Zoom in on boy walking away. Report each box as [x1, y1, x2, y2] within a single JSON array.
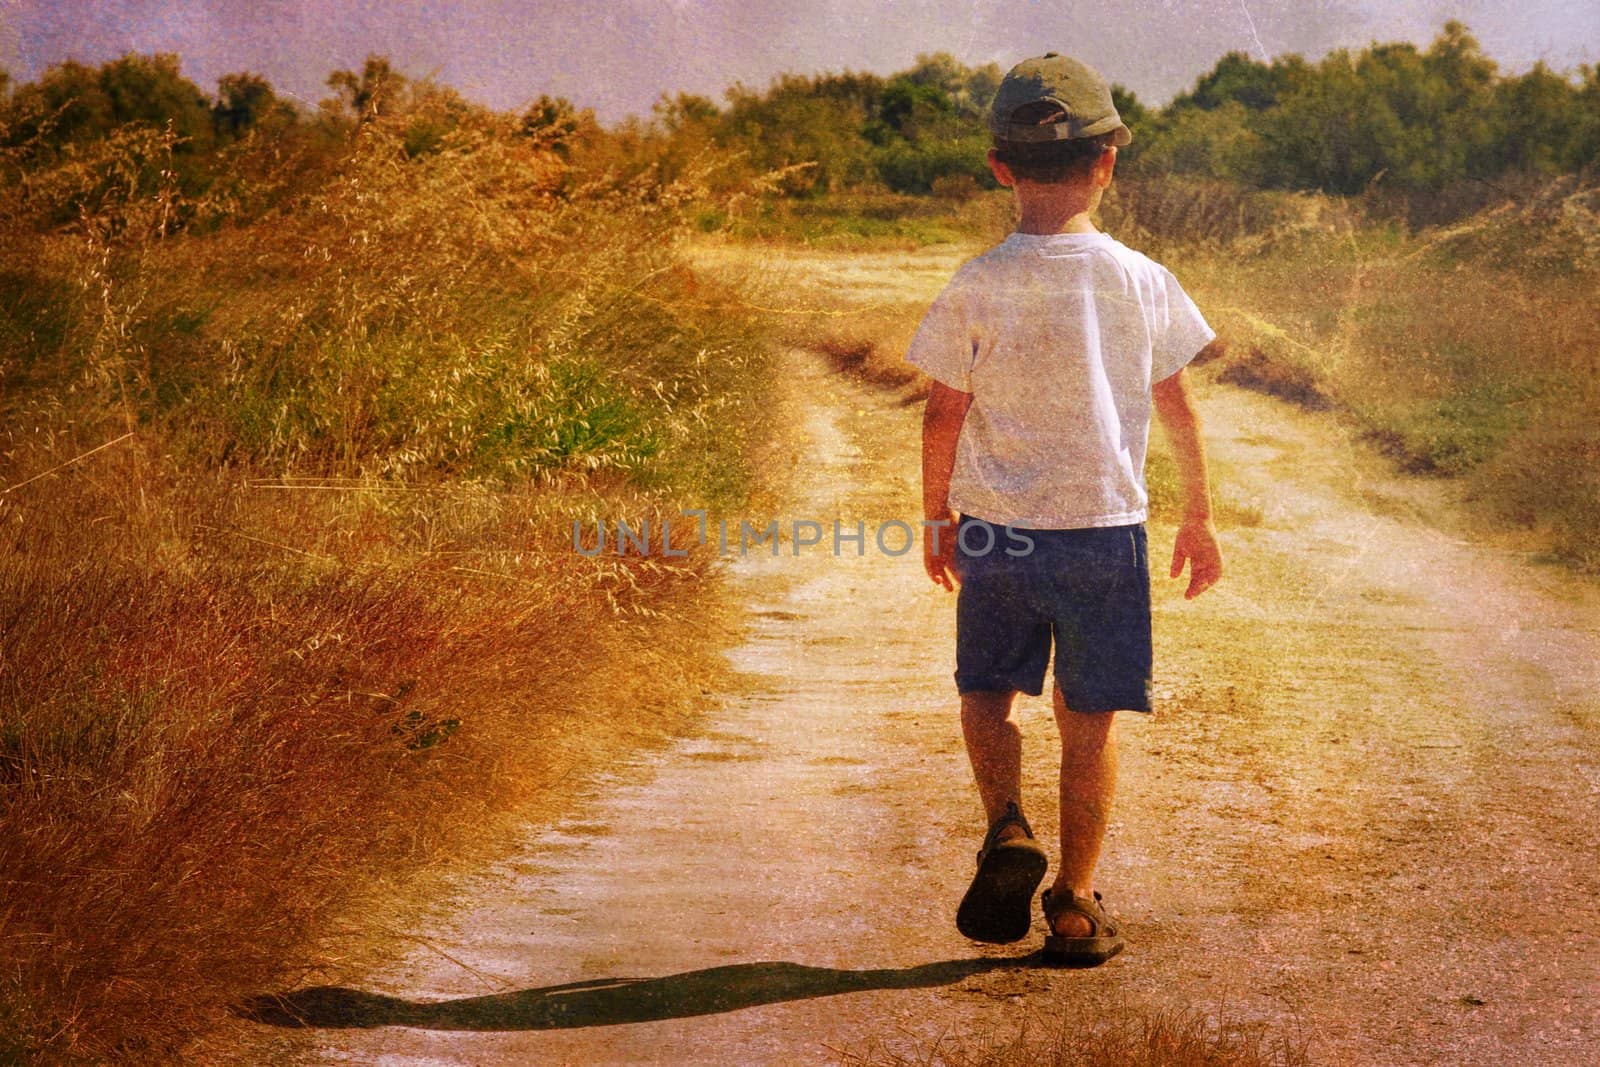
[[908, 54, 1223, 966]]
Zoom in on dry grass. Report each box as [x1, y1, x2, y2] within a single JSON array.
[[0, 113, 776, 1062], [1, 466, 734, 1062], [1169, 177, 1600, 569], [835, 1006, 1311, 1067]]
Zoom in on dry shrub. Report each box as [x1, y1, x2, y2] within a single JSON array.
[[796, 303, 928, 394], [835, 1005, 1310, 1067]]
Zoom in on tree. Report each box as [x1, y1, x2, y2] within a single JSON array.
[[326, 55, 407, 121], [1137, 100, 1262, 180], [213, 72, 296, 138], [4, 59, 114, 147], [1106, 85, 1152, 167], [1417, 22, 1499, 182], [3, 53, 213, 157], [396, 80, 479, 158], [719, 72, 884, 193], [905, 52, 993, 118], [98, 53, 213, 147], [1488, 63, 1579, 174], [519, 94, 583, 155], [867, 77, 954, 145], [963, 62, 1003, 118], [1568, 65, 1600, 169], [1252, 50, 1393, 193], [653, 92, 719, 135], [1173, 51, 1289, 112]]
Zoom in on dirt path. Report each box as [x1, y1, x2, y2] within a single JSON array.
[[242, 247, 1600, 1066]]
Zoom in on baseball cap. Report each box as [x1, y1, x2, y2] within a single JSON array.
[[988, 53, 1132, 147]]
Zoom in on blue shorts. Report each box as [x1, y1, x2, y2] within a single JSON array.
[[952, 516, 1152, 713]]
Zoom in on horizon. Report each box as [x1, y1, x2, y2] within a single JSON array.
[[2, 1, 1598, 125]]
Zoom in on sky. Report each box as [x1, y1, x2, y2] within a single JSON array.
[[2, 1, 1597, 122]]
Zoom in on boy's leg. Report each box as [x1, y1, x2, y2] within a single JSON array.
[[956, 686, 1048, 944], [1048, 684, 1118, 935], [960, 689, 1026, 839]]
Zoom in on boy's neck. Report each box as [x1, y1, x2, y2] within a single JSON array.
[[1012, 180, 1102, 236]]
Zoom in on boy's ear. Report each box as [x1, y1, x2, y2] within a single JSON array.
[[1093, 145, 1117, 188], [986, 148, 1016, 189]]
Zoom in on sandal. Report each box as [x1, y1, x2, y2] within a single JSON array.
[[955, 802, 1048, 944], [1041, 888, 1125, 966]]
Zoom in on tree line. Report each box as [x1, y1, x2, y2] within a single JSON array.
[[2, 20, 1594, 227], [1132, 22, 1598, 195]]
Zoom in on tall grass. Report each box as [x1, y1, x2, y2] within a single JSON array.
[[1139, 175, 1600, 570], [0, 111, 774, 1061]]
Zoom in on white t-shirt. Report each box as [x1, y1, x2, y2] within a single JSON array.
[[906, 230, 1214, 529]]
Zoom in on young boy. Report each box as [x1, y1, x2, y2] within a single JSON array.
[[907, 53, 1223, 966]]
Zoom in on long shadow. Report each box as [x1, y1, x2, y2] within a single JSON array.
[[238, 955, 1032, 1032]]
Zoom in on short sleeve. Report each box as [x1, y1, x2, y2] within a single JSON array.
[[905, 283, 975, 393], [1151, 268, 1216, 382]]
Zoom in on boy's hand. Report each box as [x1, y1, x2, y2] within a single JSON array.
[[1170, 517, 1222, 599], [923, 512, 959, 591]]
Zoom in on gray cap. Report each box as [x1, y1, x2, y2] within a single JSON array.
[[988, 53, 1132, 146]]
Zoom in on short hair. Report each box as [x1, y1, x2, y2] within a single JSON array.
[[992, 102, 1116, 183]]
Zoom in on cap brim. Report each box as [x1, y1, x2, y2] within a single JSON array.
[[991, 109, 1132, 146], [1078, 113, 1131, 146]]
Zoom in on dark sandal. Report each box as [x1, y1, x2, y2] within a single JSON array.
[[956, 802, 1048, 944], [1041, 888, 1125, 966]]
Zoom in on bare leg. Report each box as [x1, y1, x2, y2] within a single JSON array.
[[1048, 684, 1118, 935], [960, 690, 1025, 838]]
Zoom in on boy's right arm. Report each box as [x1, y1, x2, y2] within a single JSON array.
[[921, 380, 972, 591]]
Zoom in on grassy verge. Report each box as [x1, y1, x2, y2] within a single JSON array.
[[0, 118, 775, 1062], [1128, 177, 1600, 570]]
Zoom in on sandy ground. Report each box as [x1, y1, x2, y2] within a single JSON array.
[[233, 245, 1600, 1066]]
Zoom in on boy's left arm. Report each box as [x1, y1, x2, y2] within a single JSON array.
[[1152, 362, 1223, 599]]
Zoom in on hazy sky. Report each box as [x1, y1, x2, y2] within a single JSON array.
[[2, 1, 1597, 121]]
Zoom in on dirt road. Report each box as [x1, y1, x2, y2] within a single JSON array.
[[240, 246, 1600, 1065]]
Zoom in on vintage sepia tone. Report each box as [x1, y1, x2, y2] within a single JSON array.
[[1, 2, 1597, 1064]]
